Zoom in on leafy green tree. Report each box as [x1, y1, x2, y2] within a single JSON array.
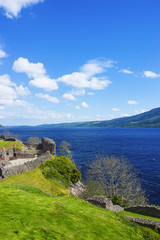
[[86, 154, 147, 207]]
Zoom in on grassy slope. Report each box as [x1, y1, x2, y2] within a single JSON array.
[[0, 170, 160, 239], [1, 168, 69, 196], [0, 184, 159, 240], [0, 140, 25, 150]]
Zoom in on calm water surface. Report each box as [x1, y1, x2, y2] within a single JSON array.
[[1, 127, 160, 205]]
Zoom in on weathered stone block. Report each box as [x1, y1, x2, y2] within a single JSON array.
[[42, 137, 56, 156], [87, 195, 124, 212]]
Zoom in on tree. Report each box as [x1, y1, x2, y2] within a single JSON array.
[[86, 154, 147, 207], [59, 141, 73, 160]]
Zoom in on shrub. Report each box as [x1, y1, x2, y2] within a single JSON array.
[[109, 194, 128, 208], [40, 155, 81, 187]]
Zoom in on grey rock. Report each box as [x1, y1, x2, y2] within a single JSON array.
[[125, 216, 160, 233], [87, 195, 124, 212], [70, 181, 84, 197], [125, 205, 160, 218], [42, 137, 56, 156]]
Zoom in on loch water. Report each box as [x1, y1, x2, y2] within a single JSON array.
[[1, 126, 160, 205]]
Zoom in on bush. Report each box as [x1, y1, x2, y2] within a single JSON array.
[[109, 194, 128, 208], [40, 155, 81, 187]]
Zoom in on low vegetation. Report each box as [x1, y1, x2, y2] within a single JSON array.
[[0, 181, 160, 239], [40, 155, 81, 187], [1, 168, 69, 196], [0, 140, 24, 150]]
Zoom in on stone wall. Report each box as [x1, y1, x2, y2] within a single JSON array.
[[0, 152, 51, 179], [125, 216, 160, 233], [87, 196, 124, 212], [125, 206, 160, 218]]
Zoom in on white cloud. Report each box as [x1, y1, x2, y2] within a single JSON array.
[[75, 105, 80, 110], [88, 92, 94, 95], [128, 100, 138, 105], [81, 101, 89, 108], [143, 71, 160, 78], [63, 93, 76, 101], [72, 89, 85, 96], [16, 85, 30, 96], [36, 93, 59, 103], [134, 109, 147, 115], [119, 69, 133, 74], [13, 57, 46, 78], [0, 0, 44, 18], [121, 113, 130, 117], [0, 85, 17, 106], [58, 59, 112, 90], [0, 48, 8, 59], [0, 74, 16, 86], [112, 108, 120, 112], [13, 57, 58, 91], [29, 77, 58, 91], [80, 59, 114, 76]]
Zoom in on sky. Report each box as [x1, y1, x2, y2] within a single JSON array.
[[0, 0, 160, 126]]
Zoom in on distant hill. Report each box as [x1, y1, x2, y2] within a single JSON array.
[[38, 107, 160, 128]]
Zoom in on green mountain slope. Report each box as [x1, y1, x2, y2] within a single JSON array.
[[37, 107, 160, 128]]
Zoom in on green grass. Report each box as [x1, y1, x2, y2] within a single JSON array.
[[0, 140, 24, 150], [0, 184, 160, 240], [0, 169, 160, 239], [121, 210, 160, 222], [0, 168, 69, 196]]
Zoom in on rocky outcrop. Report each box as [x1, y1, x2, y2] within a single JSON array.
[[125, 216, 160, 233], [42, 137, 56, 156], [87, 195, 124, 212], [125, 206, 160, 218], [70, 181, 84, 197]]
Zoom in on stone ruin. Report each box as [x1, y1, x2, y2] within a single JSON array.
[[0, 136, 56, 179], [87, 195, 124, 212]]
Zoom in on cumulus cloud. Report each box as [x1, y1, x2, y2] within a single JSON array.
[[29, 77, 58, 91], [13, 57, 58, 91], [36, 93, 60, 103], [81, 101, 89, 108], [112, 108, 120, 112], [119, 69, 133, 74], [63, 93, 76, 101], [0, 0, 44, 18], [16, 85, 30, 96], [0, 74, 31, 108], [128, 100, 138, 105], [13, 57, 46, 78], [143, 71, 160, 78], [58, 59, 113, 90], [0, 74, 15, 86], [0, 85, 17, 106]]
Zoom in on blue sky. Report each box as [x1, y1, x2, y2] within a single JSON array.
[[0, 0, 160, 126]]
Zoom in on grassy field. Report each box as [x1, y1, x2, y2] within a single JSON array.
[[0, 140, 24, 150], [0, 169, 160, 239], [1, 168, 69, 196]]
